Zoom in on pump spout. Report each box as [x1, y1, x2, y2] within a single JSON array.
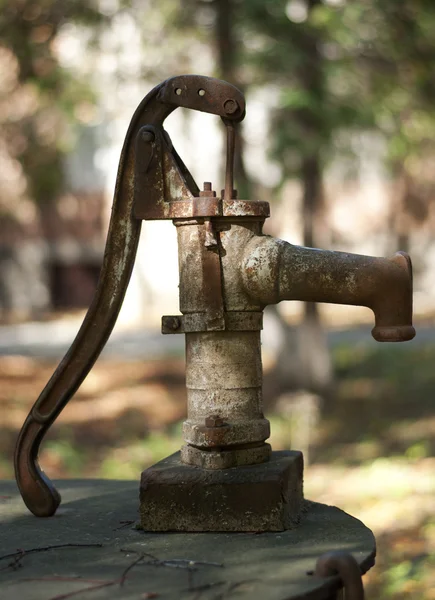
[[241, 236, 415, 342]]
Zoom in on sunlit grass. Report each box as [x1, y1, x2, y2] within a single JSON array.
[[99, 425, 183, 479]]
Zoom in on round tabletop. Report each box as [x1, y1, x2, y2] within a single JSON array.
[[0, 479, 375, 600]]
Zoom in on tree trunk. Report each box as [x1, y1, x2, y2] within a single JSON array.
[[298, 0, 333, 396], [300, 155, 333, 395]]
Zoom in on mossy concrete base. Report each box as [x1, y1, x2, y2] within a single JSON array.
[[139, 450, 304, 532]]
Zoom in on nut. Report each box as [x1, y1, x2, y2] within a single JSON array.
[[199, 182, 217, 198], [205, 414, 226, 428]]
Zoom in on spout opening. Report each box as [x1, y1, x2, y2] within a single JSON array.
[[371, 325, 416, 343]]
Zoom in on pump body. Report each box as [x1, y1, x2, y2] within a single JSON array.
[[162, 209, 413, 478]]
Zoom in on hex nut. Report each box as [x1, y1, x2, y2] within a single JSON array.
[[205, 415, 225, 428]]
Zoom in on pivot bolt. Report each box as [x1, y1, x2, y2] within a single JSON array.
[[141, 130, 155, 143], [205, 414, 226, 428], [223, 99, 239, 115]]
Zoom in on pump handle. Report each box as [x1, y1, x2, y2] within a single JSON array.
[[14, 75, 245, 517]]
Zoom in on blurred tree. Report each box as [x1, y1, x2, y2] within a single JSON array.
[[235, 0, 342, 396], [226, 0, 435, 395], [0, 1, 106, 228], [0, 1, 115, 317], [345, 0, 435, 256], [309, 0, 435, 257]]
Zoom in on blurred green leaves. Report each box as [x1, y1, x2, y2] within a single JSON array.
[[0, 0, 108, 211]]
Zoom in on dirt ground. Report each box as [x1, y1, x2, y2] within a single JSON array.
[[1, 337, 435, 599]]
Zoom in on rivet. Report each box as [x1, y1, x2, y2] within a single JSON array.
[[141, 130, 155, 143], [223, 98, 238, 115]]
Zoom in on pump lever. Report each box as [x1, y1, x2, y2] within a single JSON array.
[[157, 75, 245, 122], [14, 75, 246, 517]]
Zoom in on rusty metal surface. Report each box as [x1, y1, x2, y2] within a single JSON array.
[[241, 236, 416, 342], [161, 312, 263, 334], [134, 128, 271, 221], [134, 76, 246, 221], [176, 219, 225, 331], [191, 419, 271, 449], [218, 222, 265, 312], [134, 128, 196, 220], [315, 551, 365, 600], [156, 74, 245, 122], [222, 199, 270, 217], [180, 442, 271, 470], [223, 121, 236, 200], [182, 329, 270, 460], [204, 414, 226, 427], [182, 319, 270, 464]]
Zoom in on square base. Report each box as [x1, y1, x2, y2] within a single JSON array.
[[139, 450, 304, 532]]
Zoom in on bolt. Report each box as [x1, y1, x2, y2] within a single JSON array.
[[141, 130, 155, 143], [223, 99, 239, 115], [199, 182, 216, 198], [205, 414, 226, 428], [165, 316, 180, 331]]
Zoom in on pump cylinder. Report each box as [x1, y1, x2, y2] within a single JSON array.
[[183, 330, 270, 449]]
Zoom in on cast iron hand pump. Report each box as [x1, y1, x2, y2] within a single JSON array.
[[14, 75, 415, 520]]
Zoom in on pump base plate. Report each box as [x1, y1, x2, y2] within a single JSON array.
[[139, 450, 303, 532]]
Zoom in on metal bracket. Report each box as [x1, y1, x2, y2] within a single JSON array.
[[162, 311, 263, 334], [315, 551, 365, 600], [133, 125, 270, 221]]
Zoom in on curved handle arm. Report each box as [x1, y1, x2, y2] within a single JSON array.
[[15, 75, 245, 517]]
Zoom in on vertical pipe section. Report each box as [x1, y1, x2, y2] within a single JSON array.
[[176, 219, 270, 453], [183, 330, 270, 448]]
